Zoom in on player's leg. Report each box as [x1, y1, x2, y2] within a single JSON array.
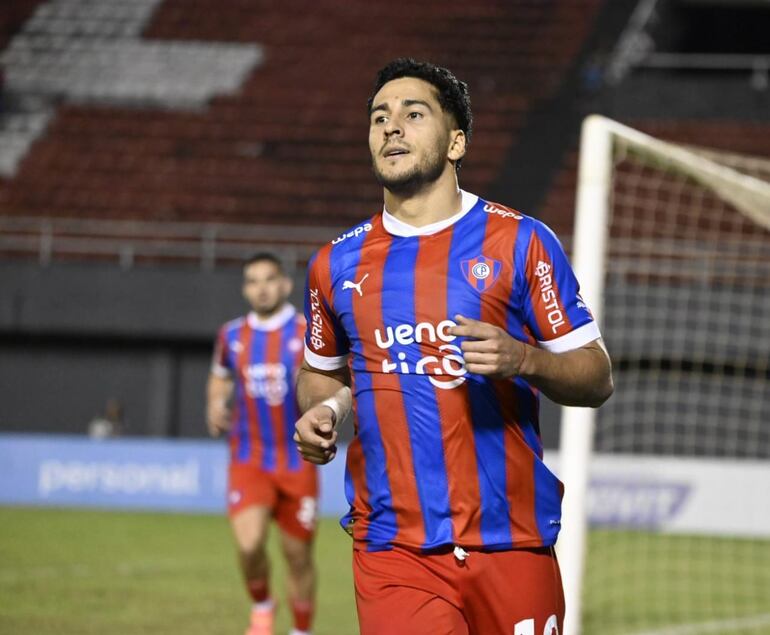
[[460, 546, 564, 635], [278, 529, 315, 635], [231, 505, 274, 598], [228, 463, 278, 635], [353, 548, 470, 635], [273, 464, 318, 635]]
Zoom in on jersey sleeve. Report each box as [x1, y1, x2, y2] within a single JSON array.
[[211, 326, 233, 377], [520, 220, 601, 353], [304, 248, 349, 370]]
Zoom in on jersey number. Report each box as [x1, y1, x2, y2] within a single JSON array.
[[296, 496, 317, 531], [515, 615, 559, 635]]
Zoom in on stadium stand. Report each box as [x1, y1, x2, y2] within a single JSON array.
[[0, 0, 603, 238]]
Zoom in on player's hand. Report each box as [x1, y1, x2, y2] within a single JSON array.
[[206, 401, 231, 437], [449, 314, 528, 379], [294, 404, 338, 465]]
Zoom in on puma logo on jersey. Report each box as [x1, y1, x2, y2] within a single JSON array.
[[342, 273, 369, 296]]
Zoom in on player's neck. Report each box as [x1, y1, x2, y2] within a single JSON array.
[[383, 172, 462, 228], [252, 302, 289, 322]]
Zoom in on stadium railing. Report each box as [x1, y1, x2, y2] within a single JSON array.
[[0, 215, 343, 271]]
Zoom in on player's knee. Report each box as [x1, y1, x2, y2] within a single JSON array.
[[238, 533, 269, 562], [283, 545, 313, 575]]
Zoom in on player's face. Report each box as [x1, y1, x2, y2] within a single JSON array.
[[242, 260, 291, 316], [369, 77, 463, 194]]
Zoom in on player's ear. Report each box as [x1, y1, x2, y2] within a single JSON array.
[[447, 129, 466, 163]]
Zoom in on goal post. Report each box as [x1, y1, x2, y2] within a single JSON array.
[[557, 115, 770, 635], [557, 115, 614, 635]]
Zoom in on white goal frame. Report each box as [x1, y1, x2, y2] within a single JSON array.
[[556, 115, 770, 635]]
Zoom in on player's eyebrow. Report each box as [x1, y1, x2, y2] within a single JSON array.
[[370, 98, 434, 115], [402, 99, 433, 111], [370, 102, 390, 116]]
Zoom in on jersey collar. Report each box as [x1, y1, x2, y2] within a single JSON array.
[[247, 304, 295, 331], [382, 190, 479, 237]]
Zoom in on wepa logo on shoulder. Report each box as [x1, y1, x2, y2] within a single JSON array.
[[483, 203, 523, 220], [332, 222, 373, 245]]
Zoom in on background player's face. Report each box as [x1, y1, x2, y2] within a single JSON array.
[[242, 260, 291, 317], [369, 77, 461, 194]]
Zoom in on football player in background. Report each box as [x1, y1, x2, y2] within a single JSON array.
[[208, 253, 316, 635]]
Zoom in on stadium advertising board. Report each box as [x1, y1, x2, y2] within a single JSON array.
[[546, 452, 770, 538], [1, 435, 767, 537], [0, 434, 349, 516]]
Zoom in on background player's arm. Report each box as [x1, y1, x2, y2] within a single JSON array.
[[294, 361, 351, 465], [452, 315, 613, 408], [206, 373, 234, 437]]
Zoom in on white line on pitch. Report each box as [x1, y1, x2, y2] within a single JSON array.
[[628, 613, 770, 635]]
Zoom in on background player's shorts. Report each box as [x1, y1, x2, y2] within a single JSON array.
[[353, 545, 564, 635], [227, 462, 318, 542]]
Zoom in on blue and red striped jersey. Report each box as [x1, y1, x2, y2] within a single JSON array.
[[304, 191, 601, 552], [212, 304, 306, 472]]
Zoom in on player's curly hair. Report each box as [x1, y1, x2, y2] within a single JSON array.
[[367, 58, 473, 169]]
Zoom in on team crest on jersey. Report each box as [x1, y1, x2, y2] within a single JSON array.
[[460, 256, 501, 292]]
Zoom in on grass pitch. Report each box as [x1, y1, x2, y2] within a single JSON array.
[[2, 508, 769, 635], [0, 507, 357, 635], [583, 529, 770, 635]]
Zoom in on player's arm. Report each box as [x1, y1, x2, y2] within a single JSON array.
[[206, 372, 234, 437], [451, 315, 613, 407], [294, 362, 351, 465], [298, 245, 352, 463]]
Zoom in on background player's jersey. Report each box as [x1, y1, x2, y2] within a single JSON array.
[[212, 304, 306, 472], [304, 191, 601, 553]]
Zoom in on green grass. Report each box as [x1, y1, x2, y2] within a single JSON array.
[[582, 530, 770, 635], [2, 508, 769, 635], [0, 507, 358, 635]]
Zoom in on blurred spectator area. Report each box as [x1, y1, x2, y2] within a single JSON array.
[[0, 0, 602, 235]]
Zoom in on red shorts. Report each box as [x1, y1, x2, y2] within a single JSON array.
[[227, 462, 318, 542], [353, 545, 564, 635]]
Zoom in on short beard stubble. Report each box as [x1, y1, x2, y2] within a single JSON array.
[[372, 144, 447, 197]]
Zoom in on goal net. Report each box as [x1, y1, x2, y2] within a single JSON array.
[[557, 116, 770, 635]]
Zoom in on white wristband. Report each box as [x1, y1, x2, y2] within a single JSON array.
[[319, 387, 352, 426]]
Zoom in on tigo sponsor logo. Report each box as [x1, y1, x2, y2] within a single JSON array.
[[374, 320, 466, 390]]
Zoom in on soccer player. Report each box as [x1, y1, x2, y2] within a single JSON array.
[[293, 58, 614, 635], [208, 253, 317, 635]]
